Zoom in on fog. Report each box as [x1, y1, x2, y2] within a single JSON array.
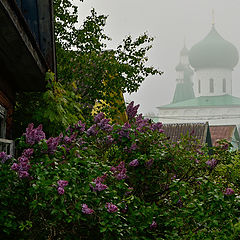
[[74, 0, 240, 115]]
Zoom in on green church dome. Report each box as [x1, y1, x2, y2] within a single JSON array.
[[189, 25, 239, 70]]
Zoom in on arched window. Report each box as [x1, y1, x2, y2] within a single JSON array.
[[209, 79, 214, 93], [223, 78, 226, 93], [198, 80, 201, 94]]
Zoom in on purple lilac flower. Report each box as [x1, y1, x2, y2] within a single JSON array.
[[94, 112, 105, 123], [75, 120, 85, 132], [86, 124, 98, 136], [0, 152, 11, 163], [111, 161, 128, 180], [136, 116, 150, 132], [118, 123, 131, 139], [25, 123, 46, 145], [151, 122, 164, 133], [11, 163, 19, 171], [22, 148, 34, 158], [57, 187, 65, 195], [47, 134, 62, 154], [64, 132, 77, 144], [130, 143, 137, 151], [19, 171, 30, 178], [11, 151, 32, 178], [90, 175, 108, 192], [105, 202, 118, 213], [150, 221, 157, 230], [82, 204, 94, 214], [97, 119, 113, 132], [57, 180, 69, 187], [66, 125, 74, 134], [224, 188, 234, 195], [145, 159, 154, 168], [115, 168, 127, 180], [126, 101, 140, 119], [206, 159, 218, 168], [129, 159, 139, 167]]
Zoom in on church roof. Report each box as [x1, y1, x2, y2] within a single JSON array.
[[172, 81, 195, 103], [162, 122, 212, 147], [158, 94, 240, 109], [189, 25, 239, 69], [209, 125, 239, 147]]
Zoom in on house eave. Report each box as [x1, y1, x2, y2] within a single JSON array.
[[0, 0, 48, 92]]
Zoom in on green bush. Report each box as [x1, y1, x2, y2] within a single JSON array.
[[1, 103, 240, 239]]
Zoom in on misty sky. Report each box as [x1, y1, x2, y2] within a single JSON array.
[[73, 0, 240, 115]]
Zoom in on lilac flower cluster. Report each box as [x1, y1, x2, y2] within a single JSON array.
[[57, 180, 68, 195], [46, 133, 63, 154], [145, 159, 154, 169], [135, 114, 164, 133], [151, 122, 164, 133], [86, 124, 98, 136], [90, 174, 108, 192], [129, 159, 139, 167], [223, 187, 234, 196], [126, 101, 140, 120], [64, 132, 77, 144], [150, 221, 157, 230], [97, 118, 113, 132], [66, 120, 85, 134], [105, 202, 118, 213], [25, 123, 46, 145], [110, 161, 127, 180], [82, 204, 94, 214], [94, 112, 105, 123], [206, 159, 218, 168], [11, 148, 34, 178], [0, 151, 11, 163], [117, 123, 131, 139], [136, 114, 151, 132]]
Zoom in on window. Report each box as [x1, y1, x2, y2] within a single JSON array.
[[0, 105, 6, 138], [223, 78, 226, 93], [209, 78, 214, 93], [198, 80, 201, 94]]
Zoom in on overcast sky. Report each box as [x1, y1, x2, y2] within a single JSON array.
[[73, 0, 240, 115]]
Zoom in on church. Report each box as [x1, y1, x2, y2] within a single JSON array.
[[156, 23, 240, 127]]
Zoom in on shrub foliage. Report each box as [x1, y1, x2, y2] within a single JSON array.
[[1, 102, 240, 239]]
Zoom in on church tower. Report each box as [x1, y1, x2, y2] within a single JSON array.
[[189, 24, 239, 97], [172, 44, 195, 103]]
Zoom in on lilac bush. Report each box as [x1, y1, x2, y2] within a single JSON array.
[[1, 101, 240, 239]]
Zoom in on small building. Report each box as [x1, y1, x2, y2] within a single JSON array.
[[0, 0, 55, 153], [209, 125, 240, 150]]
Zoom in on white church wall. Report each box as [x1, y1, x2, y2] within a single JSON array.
[[157, 106, 240, 126], [194, 68, 232, 97]]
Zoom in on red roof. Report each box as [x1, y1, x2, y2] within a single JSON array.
[[209, 125, 236, 146]]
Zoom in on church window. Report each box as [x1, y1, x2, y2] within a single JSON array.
[[209, 79, 214, 93], [198, 80, 201, 94], [223, 78, 226, 93]]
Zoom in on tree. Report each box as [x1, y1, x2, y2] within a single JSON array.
[[14, 0, 162, 137]]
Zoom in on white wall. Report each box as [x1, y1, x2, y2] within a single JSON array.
[[194, 68, 232, 97], [157, 106, 240, 126]]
